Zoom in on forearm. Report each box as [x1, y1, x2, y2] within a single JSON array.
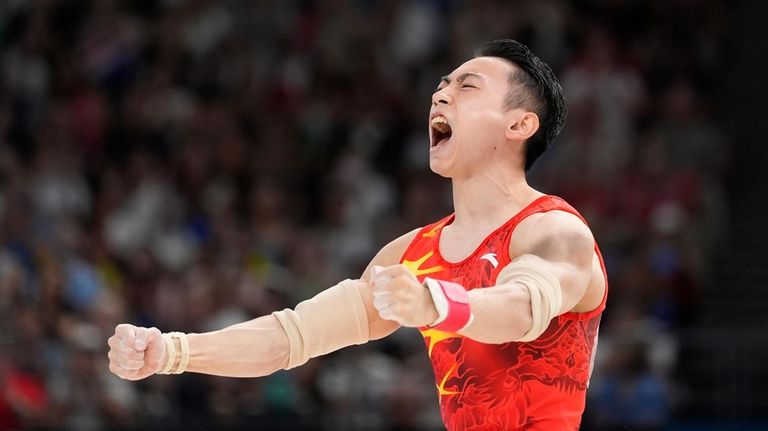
[[180, 279, 371, 377], [457, 255, 564, 344], [459, 283, 533, 344], [185, 315, 289, 378]]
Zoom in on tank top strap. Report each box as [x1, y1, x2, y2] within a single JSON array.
[[401, 214, 453, 263], [514, 195, 587, 225]]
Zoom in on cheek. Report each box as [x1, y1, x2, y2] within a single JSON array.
[[458, 108, 506, 141]]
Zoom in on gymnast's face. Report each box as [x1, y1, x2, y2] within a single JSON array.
[[429, 57, 521, 179], [428, 56, 530, 179]]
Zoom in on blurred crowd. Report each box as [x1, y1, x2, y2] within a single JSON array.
[[0, 0, 731, 430]]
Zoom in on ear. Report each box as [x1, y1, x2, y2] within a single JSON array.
[[505, 111, 540, 141]]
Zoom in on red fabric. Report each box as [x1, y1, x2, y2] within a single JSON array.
[[401, 195, 608, 430], [428, 279, 471, 333]]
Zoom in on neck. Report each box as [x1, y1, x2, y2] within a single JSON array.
[[450, 167, 540, 231]]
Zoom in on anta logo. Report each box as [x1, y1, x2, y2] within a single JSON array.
[[480, 253, 499, 268]]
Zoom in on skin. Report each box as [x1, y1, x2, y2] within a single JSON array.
[[107, 56, 606, 380], [365, 57, 604, 343]]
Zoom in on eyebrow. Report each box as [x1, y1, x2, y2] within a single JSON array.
[[439, 72, 483, 87]]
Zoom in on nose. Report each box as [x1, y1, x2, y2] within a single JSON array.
[[432, 88, 452, 106]]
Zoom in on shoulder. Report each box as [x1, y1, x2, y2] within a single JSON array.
[[382, 227, 422, 258], [361, 227, 421, 280], [510, 210, 594, 262]]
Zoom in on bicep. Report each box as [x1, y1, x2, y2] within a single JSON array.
[[511, 212, 595, 314]]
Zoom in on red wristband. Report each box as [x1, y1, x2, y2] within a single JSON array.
[[424, 278, 472, 333]]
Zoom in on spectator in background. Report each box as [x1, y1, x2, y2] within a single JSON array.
[[0, 1, 731, 429], [586, 337, 671, 430]]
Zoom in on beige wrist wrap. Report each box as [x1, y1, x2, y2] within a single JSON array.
[[157, 332, 190, 375], [271, 279, 370, 369], [497, 255, 563, 342]]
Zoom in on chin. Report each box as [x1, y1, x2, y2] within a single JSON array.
[[428, 159, 453, 178]]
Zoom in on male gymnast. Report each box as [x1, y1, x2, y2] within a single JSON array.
[[108, 39, 608, 430]]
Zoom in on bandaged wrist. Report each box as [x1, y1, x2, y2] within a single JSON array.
[[423, 278, 473, 333], [271, 279, 370, 370], [497, 255, 563, 342], [157, 332, 190, 375]]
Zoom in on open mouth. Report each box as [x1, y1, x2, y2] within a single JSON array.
[[430, 115, 453, 148]]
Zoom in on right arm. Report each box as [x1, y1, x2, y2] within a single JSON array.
[[107, 228, 418, 380], [359, 228, 420, 340]]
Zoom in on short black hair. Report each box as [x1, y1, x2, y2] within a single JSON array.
[[474, 39, 567, 171]]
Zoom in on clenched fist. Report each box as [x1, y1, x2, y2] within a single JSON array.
[[370, 264, 438, 327], [107, 324, 165, 380]]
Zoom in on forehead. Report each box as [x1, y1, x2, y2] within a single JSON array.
[[446, 56, 517, 83]]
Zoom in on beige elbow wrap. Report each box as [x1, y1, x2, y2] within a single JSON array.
[[497, 255, 563, 342], [271, 279, 370, 369]]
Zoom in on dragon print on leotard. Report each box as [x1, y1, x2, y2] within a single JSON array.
[[401, 195, 607, 430]]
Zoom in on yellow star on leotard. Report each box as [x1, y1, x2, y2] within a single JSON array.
[[421, 328, 458, 357], [402, 251, 445, 277], [422, 222, 444, 238], [436, 363, 460, 400]]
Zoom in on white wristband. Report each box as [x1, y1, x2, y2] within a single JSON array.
[[424, 278, 449, 326], [422, 278, 473, 332]]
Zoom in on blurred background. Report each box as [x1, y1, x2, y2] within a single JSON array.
[[0, 0, 766, 430]]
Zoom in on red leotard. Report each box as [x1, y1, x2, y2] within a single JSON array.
[[400, 195, 608, 430]]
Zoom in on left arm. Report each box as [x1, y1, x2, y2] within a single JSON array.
[[369, 211, 595, 344], [460, 211, 594, 343]]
